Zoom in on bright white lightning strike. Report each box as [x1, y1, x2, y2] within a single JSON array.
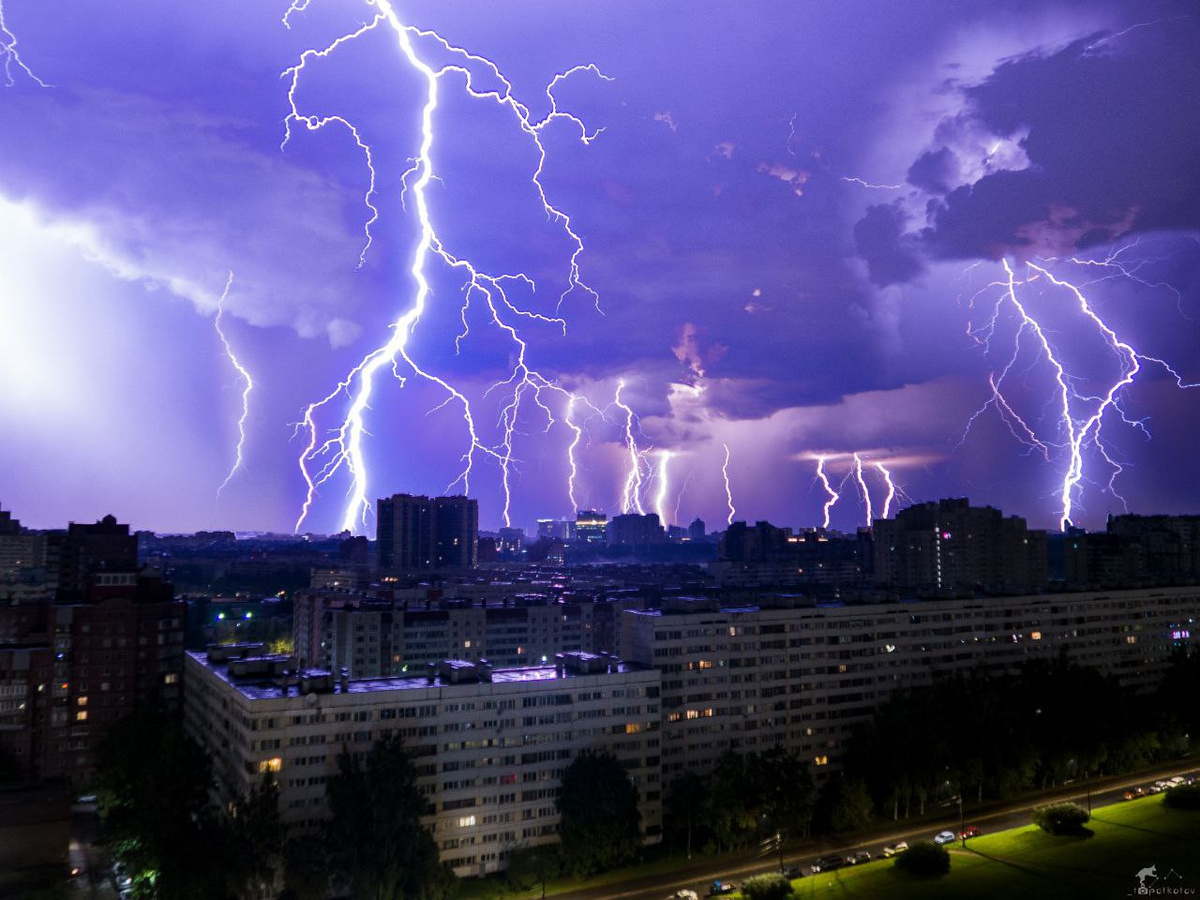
[[285, 2, 612, 534], [614, 381, 648, 515], [874, 461, 896, 520], [962, 254, 1198, 530], [852, 452, 873, 526], [721, 443, 736, 526], [815, 456, 839, 529], [0, 0, 48, 87], [213, 273, 254, 496], [653, 450, 673, 526]]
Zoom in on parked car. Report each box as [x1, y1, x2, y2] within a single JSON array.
[[1169, 776, 1185, 786], [882, 841, 909, 857], [675, 891, 699, 900], [958, 825, 982, 840], [708, 881, 737, 896], [1124, 786, 1146, 800], [933, 830, 956, 845], [811, 854, 848, 873], [783, 865, 805, 879], [846, 850, 872, 865]]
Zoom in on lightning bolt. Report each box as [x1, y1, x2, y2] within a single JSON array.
[[814, 456, 839, 529], [962, 256, 1198, 529], [721, 443, 736, 526], [653, 450, 673, 527], [874, 461, 896, 520], [840, 176, 903, 190], [285, 2, 611, 534], [613, 380, 648, 515], [213, 272, 254, 497], [852, 452, 874, 526], [0, 0, 48, 87]]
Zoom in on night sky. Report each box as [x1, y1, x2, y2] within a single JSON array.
[[2, 0, 1198, 537]]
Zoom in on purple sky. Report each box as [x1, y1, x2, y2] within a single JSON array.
[[1, 0, 1198, 537]]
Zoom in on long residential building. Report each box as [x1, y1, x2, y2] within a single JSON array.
[[184, 647, 662, 879], [621, 586, 1197, 785]]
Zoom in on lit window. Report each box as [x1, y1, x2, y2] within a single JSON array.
[[1030, 631, 1042, 641], [77, 696, 88, 707], [164, 673, 179, 684], [457, 815, 476, 828], [625, 723, 642, 734], [258, 757, 283, 774], [814, 755, 828, 766], [75, 711, 88, 722]]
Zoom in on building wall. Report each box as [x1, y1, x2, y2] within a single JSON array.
[[621, 586, 1197, 785], [184, 653, 662, 878]]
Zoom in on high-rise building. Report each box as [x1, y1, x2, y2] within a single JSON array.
[[574, 510, 607, 544], [608, 513, 665, 546], [687, 517, 706, 542], [873, 498, 1046, 591], [377, 494, 478, 572], [536, 519, 574, 541]]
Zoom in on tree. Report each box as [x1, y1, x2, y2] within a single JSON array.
[[1163, 784, 1200, 810], [280, 834, 330, 900], [741, 872, 794, 900], [1031, 802, 1091, 835], [828, 777, 873, 833], [228, 773, 285, 900], [557, 751, 642, 876], [893, 842, 950, 877], [94, 709, 233, 900], [663, 770, 710, 858], [326, 735, 450, 900], [505, 844, 560, 898]]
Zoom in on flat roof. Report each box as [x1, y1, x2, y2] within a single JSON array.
[[186, 651, 651, 701]]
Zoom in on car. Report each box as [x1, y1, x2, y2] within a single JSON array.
[[933, 830, 956, 845], [1149, 782, 1166, 793], [811, 854, 848, 874], [708, 882, 737, 896], [674, 890, 699, 900], [958, 825, 982, 840], [1169, 776, 1185, 786], [882, 841, 909, 857], [783, 865, 805, 879], [846, 850, 871, 865]]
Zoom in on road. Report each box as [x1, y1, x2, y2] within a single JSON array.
[[558, 762, 1199, 900]]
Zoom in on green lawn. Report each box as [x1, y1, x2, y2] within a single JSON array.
[[777, 796, 1200, 899]]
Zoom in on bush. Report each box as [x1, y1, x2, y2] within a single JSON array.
[[1032, 801, 1091, 835], [1163, 784, 1200, 809], [741, 872, 794, 900], [893, 841, 950, 877]]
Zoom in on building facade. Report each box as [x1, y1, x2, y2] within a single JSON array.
[[621, 586, 1197, 786], [377, 495, 479, 572], [184, 648, 662, 878]]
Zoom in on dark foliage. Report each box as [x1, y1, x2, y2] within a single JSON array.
[[281, 833, 331, 900], [1163, 784, 1200, 810], [326, 734, 454, 900], [694, 747, 815, 853], [741, 872, 795, 899], [1031, 801, 1091, 835], [893, 841, 950, 877], [505, 844, 561, 894], [94, 709, 233, 900], [557, 750, 642, 876]]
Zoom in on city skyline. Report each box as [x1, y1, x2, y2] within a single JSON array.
[[2, 0, 1198, 537]]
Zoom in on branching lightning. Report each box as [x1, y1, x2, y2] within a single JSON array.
[[813, 453, 907, 529], [213, 272, 254, 497], [961, 253, 1198, 529], [721, 443, 736, 525], [613, 380, 649, 515], [0, 0, 48, 87], [285, 1, 614, 534]]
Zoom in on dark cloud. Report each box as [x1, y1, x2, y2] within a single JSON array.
[[853, 202, 924, 286], [906, 147, 956, 195]]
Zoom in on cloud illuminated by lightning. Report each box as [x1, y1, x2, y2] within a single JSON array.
[[0, 1, 49, 87], [721, 443, 736, 525], [284, 1, 613, 534], [960, 254, 1198, 529], [213, 272, 254, 497]]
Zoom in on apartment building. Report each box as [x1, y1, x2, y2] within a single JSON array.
[[184, 648, 662, 878], [621, 586, 1197, 785]]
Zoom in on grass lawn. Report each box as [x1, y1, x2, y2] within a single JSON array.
[[777, 796, 1200, 899]]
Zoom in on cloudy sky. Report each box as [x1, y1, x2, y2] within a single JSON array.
[[1, 0, 1197, 536]]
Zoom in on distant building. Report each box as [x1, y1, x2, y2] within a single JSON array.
[[376, 494, 478, 572], [687, 517, 706, 542], [1108, 514, 1200, 582], [608, 513, 665, 547], [496, 528, 524, 553], [574, 510, 607, 544], [57, 514, 140, 594], [536, 519, 575, 541], [873, 498, 1046, 591]]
